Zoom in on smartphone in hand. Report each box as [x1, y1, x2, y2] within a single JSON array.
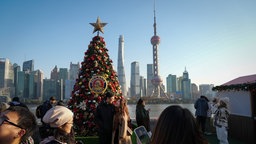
[[134, 126, 151, 144]]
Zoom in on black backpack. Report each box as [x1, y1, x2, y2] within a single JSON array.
[[36, 101, 51, 118], [36, 105, 43, 118]]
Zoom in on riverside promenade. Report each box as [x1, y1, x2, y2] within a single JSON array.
[[34, 118, 246, 144], [74, 118, 244, 144], [144, 118, 245, 144]]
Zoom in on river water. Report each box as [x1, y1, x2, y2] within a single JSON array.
[[29, 103, 195, 120], [127, 103, 195, 119]]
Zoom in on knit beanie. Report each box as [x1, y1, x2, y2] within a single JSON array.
[[43, 106, 73, 128]]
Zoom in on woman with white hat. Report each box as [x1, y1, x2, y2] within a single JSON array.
[[214, 97, 230, 144], [40, 106, 74, 144]]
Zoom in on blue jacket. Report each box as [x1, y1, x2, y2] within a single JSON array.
[[194, 98, 209, 117]]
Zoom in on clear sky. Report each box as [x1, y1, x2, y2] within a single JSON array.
[[1, 0, 255, 86]]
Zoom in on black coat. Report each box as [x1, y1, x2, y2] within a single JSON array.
[[136, 105, 150, 131], [95, 101, 115, 144]]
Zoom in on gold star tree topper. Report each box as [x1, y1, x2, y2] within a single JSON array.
[[90, 17, 107, 35]]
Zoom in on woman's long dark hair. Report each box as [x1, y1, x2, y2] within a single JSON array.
[[136, 98, 143, 106], [151, 105, 208, 144]]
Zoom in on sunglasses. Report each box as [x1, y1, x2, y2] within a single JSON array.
[[0, 116, 24, 129]]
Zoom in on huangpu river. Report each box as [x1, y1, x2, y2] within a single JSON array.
[[127, 103, 195, 119], [29, 103, 195, 121]]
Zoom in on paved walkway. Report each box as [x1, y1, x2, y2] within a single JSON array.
[[204, 134, 245, 144], [75, 134, 246, 144]]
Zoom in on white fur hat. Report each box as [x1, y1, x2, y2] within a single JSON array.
[[43, 106, 73, 128], [220, 97, 229, 105]]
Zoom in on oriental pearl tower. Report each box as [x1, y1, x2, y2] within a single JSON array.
[[150, 3, 162, 98]]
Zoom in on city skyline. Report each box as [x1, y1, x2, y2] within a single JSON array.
[[1, 0, 256, 86]]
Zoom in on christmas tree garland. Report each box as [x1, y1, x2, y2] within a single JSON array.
[[212, 82, 256, 91]]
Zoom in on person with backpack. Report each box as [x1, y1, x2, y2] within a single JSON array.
[[36, 96, 57, 139], [36, 97, 57, 120]]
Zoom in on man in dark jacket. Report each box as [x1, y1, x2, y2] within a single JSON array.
[[194, 95, 209, 133], [95, 92, 115, 144]]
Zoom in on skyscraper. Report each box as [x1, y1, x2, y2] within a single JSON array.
[[117, 35, 127, 97], [17, 71, 29, 99], [59, 68, 68, 99], [17, 69, 44, 100], [0, 58, 14, 88], [17, 71, 25, 98], [59, 68, 68, 81], [176, 76, 183, 92], [181, 68, 191, 100], [0, 58, 14, 98], [130, 61, 140, 98], [43, 79, 57, 101], [166, 74, 177, 96], [36, 70, 44, 101], [67, 62, 79, 100], [150, 3, 163, 98], [146, 64, 154, 96], [28, 70, 43, 99], [23, 60, 34, 72], [140, 76, 147, 97], [28, 71, 36, 99], [50, 65, 58, 80], [69, 62, 80, 80], [13, 64, 21, 97]]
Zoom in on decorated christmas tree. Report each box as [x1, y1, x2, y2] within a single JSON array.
[[68, 17, 122, 136]]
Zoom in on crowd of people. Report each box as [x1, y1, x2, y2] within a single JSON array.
[[95, 94, 230, 144], [0, 96, 74, 144], [194, 95, 230, 144], [0, 93, 230, 144]]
